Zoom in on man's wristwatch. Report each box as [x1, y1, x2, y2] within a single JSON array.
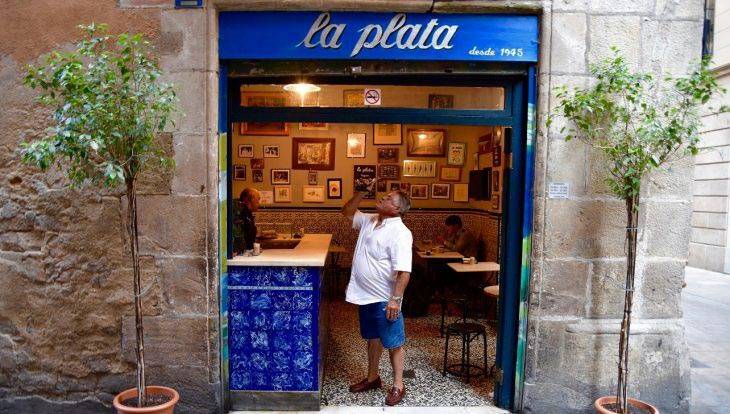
[[390, 296, 404, 307]]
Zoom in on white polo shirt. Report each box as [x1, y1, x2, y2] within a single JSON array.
[[345, 210, 413, 305]]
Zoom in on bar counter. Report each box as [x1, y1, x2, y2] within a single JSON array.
[[227, 234, 333, 411]]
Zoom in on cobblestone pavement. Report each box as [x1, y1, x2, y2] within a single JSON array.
[[684, 267, 730, 414]]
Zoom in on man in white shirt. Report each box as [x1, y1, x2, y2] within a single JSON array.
[[342, 183, 413, 406]]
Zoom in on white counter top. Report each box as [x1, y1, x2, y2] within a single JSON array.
[[227, 234, 333, 267]]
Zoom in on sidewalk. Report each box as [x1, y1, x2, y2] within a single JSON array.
[[232, 407, 508, 414], [683, 267, 730, 414]]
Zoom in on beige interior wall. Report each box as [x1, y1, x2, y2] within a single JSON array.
[[231, 85, 506, 211]]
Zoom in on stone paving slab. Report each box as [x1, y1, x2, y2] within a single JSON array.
[[232, 406, 508, 414], [683, 267, 730, 414]]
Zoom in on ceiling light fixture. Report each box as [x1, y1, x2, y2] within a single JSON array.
[[283, 82, 321, 106]]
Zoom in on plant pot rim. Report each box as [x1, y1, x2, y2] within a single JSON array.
[[113, 385, 179, 413], [595, 396, 659, 414]]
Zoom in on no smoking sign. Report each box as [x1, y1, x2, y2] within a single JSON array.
[[363, 88, 382, 106]]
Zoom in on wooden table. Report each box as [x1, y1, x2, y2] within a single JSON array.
[[447, 262, 500, 273], [416, 250, 464, 260]]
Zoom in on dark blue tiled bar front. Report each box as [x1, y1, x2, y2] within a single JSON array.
[[228, 266, 321, 392]]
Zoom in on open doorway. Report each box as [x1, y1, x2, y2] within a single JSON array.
[[223, 73, 525, 410]]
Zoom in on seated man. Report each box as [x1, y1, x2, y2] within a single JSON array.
[[438, 215, 478, 258]]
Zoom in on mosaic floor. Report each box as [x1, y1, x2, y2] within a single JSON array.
[[321, 301, 497, 407]]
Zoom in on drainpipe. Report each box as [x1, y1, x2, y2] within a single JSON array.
[[703, 0, 715, 57]]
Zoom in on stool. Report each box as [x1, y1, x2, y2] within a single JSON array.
[[482, 285, 499, 322], [439, 295, 467, 337], [442, 322, 489, 383]]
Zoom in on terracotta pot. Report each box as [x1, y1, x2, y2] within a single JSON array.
[[113, 385, 179, 414], [595, 396, 659, 414]]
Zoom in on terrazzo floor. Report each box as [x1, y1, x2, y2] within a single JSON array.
[[321, 301, 497, 408]]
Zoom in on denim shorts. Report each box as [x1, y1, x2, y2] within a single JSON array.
[[358, 301, 406, 349]]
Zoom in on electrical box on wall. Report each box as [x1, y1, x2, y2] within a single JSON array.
[[175, 0, 202, 8], [469, 168, 492, 200]]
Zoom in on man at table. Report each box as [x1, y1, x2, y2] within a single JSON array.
[[342, 183, 413, 406], [438, 215, 478, 258]]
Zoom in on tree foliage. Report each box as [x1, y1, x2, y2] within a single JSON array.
[[551, 47, 724, 202], [21, 23, 177, 187]]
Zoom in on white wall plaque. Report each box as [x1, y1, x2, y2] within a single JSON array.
[[548, 182, 569, 199]]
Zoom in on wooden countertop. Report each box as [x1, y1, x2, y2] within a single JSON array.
[[227, 234, 333, 267], [447, 262, 500, 273]]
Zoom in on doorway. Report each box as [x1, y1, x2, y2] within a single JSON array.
[[220, 68, 530, 411]]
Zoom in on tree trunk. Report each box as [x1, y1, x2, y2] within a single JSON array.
[[616, 193, 639, 414], [126, 180, 146, 407]]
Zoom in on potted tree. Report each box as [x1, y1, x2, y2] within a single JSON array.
[[551, 49, 725, 414], [21, 24, 179, 413]]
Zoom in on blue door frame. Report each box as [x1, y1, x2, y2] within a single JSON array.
[[220, 71, 533, 411]]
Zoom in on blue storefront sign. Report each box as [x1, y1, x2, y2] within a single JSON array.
[[219, 11, 538, 62]]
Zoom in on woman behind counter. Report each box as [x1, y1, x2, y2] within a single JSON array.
[[233, 188, 261, 255]]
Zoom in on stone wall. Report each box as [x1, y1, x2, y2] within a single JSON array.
[[525, 0, 702, 413], [0, 0, 703, 413]]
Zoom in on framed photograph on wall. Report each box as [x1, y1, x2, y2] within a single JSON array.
[[327, 178, 342, 199], [492, 194, 501, 210], [400, 182, 411, 193], [271, 169, 290, 185], [377, 147, 399, 163], [240, 90, 290, 107], [238, 144, 254, 158], [402, 160, 436, 177], [406, 129, 446, 156], [389, 181, 401, 191], [377, 180, 387, 192], [439, 166, 461, 182], [410, 184, 428, 200], [493, 145, 502, 167], [250, 158, 264, 170], [260, 190, 273, 205], [447, 142, 466, 166], [252, 169, 263, 183], [307, 171, 318, 185], [343, 89, 364, 107], [493, 170, 500, 192], [292, 137, 336, 170], [346, 133, 366, 158], [428, 94, 454, 109], [431, 183, 451, 199], [263, 144, 280, 158], [233, 165, 246, 181], [299, 122, 329, 131], [240, 121, 289, 136], [373, 124, 402, 145], [273, 186, 291, 203], [378, 164, 400, 180], [453, 183, 469, 202], [303, 186, 325, 203], [478, 128, 494, 154], [353, 165, 376, 199]]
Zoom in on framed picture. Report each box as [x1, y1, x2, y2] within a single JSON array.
[[378, 164, 400, 180], [260, 190, 273, 205], [240, 121, 289, 136], [273, 186, 291, 203], [263, 145, 280, 158], [493, 170, 500, 192], [307, 171, 318, 185], [478, 128, 494, 154], [292, 137, 336, 170], [353, 165, 376, 199], [389, 181, 401, 191], [447, 142, 466, 166], [377, 147, 399, 163], [493, 145, 502, 167], [327, 178, 342, 199], [373, 124, 402, 145], [238, 144, 254, 158], [233, 164, 246, 181], [302, 186, 325, 203], [250, 158, 264, 170], [431, 183, 451, 199], [492, 194, 501, 210], [346, 133, 366, 158], [410, 184, 428, 200], [299, 122, 329, 131], [343, 89, 363, 107], [240, 91, 290, 107], [271, 169, 290, 185], [377, 180, 387, 192], [402, 160, 437, 177], [252, 169, 263, 183], [453, 183, 469, 202], [400, 182, 411, 192], [406, 129, 446, 156], [440, 166, 461, 182], [428, 94, 454, 109]]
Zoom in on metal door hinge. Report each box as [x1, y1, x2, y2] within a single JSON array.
[[506, 153, 513, 170]]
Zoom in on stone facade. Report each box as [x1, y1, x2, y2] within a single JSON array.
[[0, 1, 703, 414]]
